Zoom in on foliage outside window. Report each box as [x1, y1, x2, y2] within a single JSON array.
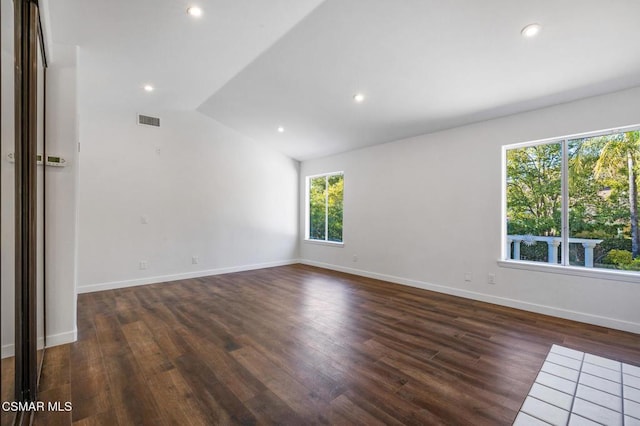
[[505, 128, 639, 272], [307, 172, 344, 243]]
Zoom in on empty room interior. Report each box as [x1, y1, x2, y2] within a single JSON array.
[[2, 0, 640, 425]]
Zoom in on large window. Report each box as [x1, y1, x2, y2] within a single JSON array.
[[504, 127, 639, 273], [307, 172, 344, 243]]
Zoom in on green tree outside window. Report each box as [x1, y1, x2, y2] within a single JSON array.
[[308, 173, 343, 243]]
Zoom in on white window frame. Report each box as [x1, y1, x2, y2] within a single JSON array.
[[305, 171, 344, 246], [500, 124, 640, 283]]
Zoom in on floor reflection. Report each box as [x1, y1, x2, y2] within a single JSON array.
[[301, 278, 350, 330], [1, 356, 15, 426]]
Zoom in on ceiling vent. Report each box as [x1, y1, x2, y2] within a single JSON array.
[[137, 114, 160, 127]]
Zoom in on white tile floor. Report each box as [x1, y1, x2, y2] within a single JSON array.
[[514, 344, 640, 426]]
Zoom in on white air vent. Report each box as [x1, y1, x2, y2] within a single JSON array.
[[137, 114, 160, 127]]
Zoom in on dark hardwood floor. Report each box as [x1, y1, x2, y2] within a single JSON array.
[[25, 264, 640, 425], [1, 357, 16, 426]]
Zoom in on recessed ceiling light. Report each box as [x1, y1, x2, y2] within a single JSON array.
[[277, 126, 285, 133], [143, 84, 154, 92], [521, 23, 541, 38], [353, 93, 365, 103], [187, 6, 203, 17]]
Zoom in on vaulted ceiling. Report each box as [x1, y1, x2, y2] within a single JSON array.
[[44, 0, 640, 160]]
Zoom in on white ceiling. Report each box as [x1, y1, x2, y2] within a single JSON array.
[[45, 0, 640, 160], [44, 0, 325, 110]]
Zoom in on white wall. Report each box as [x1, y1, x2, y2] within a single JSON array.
[[1, 0, 16, 357], [300, 86, 640, 334], [76, 103, 300, 292], [44, 60, 79, 348]]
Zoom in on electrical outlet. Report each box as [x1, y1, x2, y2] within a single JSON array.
[[192, 256, 199, 265], [464, 272, 472, 282], [139, 260, 147, 270], [353, 255, 358, 262], [488, 273, 496, 285], [140, 215, 148, 224]]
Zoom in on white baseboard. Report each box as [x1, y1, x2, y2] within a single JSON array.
[[46, 329, 77, 348], [1, 329, 77, 359], [1, 343, 14, 359], [77, 259, 299, 294], [299, 259, 640, 335]]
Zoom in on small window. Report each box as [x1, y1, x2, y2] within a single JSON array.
[[306, 172, 344, 243], [504, 127, 640, 272]]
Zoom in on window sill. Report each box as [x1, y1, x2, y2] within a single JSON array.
[[497, 259, 640, 283], [303, 239, 344, 248]]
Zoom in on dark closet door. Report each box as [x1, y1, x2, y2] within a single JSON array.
[[14, 0, 46, 405]]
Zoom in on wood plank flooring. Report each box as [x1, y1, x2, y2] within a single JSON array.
[[1, 357, 16, 426], [22, 264, 640, 424]]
